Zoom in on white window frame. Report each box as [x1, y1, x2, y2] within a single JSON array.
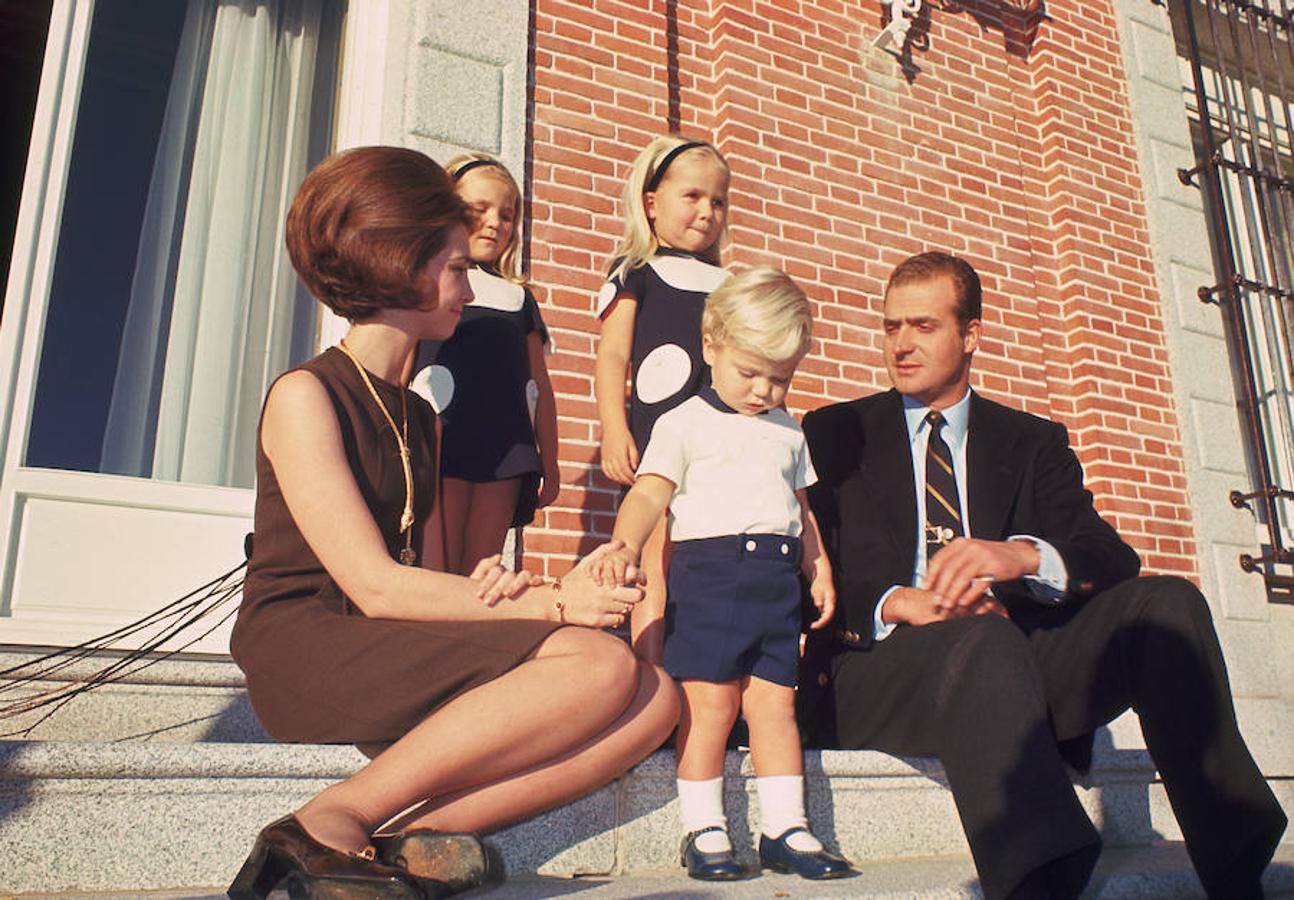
[[0, 0, 392, 650]]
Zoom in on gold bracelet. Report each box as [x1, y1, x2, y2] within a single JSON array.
[[550, 578, 565, 623]]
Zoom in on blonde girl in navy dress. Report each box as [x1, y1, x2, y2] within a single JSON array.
[[593, 268, 852, 882], [410, 154, 560, 575], [594, 136, 731, 663]]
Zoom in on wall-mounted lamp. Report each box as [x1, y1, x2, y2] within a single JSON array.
[[872, 0, 923, 53], [868, 0, 1048, 77]]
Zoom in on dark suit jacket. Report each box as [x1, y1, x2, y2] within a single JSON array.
[[802, 389, 1141, 651]]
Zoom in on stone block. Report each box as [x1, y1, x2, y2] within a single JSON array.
[[1167, 259, 1223, 338], [0, 741, 363, 893], [1126, 18, 1182, 93], [415, 0, 526, 64], [1215, 617, 1281, 698], [1190, 394, 1249, 474], [1119, 0, 1174, 35], [1148, 138, 1205, 214], [1213, 541, 1275, 621], [493, 785, 619, 876], [405, 45, 507, 152], [400, 0, 528, 175]]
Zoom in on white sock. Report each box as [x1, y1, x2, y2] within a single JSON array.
[[757, 775, 822, 852], [677, 777, 731, 853]]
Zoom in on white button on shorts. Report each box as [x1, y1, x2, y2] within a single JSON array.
[[745, 540, 757, 552]]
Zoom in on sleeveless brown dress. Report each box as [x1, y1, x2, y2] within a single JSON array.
[[230, 347, 561, 743]]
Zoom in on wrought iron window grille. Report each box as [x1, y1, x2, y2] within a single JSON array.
[[1174, 0, 1294, 596]]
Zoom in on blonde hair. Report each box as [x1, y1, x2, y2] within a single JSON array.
[[445, 152, 527, 285], [610, 135, 729, 283], [703, 267, 813, 363]]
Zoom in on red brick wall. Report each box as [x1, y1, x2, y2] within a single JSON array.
[[525, 0, 1198, 580]]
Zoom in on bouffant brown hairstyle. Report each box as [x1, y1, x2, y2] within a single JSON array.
[[286, 146, 471, 320], [885, 251, 983, 331]]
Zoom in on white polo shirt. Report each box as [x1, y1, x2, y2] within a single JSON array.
[[636, 391, 817, 541]]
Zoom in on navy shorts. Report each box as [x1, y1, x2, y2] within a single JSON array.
[[663, 534, 803, 688]]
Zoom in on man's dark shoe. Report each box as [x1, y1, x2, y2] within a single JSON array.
[[680, 827, 743, 881], [758, 827, 853, 880]]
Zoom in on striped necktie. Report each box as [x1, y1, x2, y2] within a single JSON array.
[[925, 410, 964, 561]]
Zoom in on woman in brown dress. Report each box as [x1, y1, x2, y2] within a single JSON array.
[[227, 146, 679, 899]]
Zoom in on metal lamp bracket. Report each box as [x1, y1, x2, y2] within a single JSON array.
[[874, 0, 924, 53]]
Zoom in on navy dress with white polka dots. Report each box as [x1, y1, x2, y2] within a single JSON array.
[[595, 248, 728, 450], [410, 264, 549, 526]]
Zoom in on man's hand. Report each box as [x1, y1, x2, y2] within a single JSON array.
[[882, 585, 1007, 626], [922, 537, 1039, 610]]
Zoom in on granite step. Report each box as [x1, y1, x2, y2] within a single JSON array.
[[0, 732, 1217, 895], [1, 652, 1291, 895], [9, 843, 1294, 898], [0, 651, 269, 744]]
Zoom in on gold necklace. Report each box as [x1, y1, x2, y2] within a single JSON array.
[[337, 340, 417, 566]]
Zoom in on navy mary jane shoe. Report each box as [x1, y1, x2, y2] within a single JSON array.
[[680, 826, 744, 881], [758, 827, 854, 880]]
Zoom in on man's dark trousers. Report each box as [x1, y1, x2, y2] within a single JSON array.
[[800, 390, 1286, 899]]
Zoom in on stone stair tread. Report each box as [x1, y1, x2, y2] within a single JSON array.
[[0, 737, 1154, 779], [10, 842, 1294, 899], [0, 734, 1199, 893], [0, 736, 364, 779], [5, 731, 1287, 893]]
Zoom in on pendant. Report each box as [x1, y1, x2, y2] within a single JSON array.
[[399, 547, 418, 566]]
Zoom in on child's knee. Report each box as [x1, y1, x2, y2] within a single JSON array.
[[741, 678, 796, 725], [680, 681, 741, 725]]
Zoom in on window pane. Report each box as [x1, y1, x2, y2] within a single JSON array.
[[1, 0, 56, 324], [26, 0, 342, 488]]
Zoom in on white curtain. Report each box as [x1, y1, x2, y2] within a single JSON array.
[[101, 0, 333, 488]]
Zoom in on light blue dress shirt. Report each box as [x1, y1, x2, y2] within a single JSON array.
[[872, 390, 1068, 641]]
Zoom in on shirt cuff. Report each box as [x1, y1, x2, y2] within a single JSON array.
[[1009, 535, 1067, 604], [873, 585, 901, 641]]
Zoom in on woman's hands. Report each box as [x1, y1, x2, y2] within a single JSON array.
[[469, 554, 541, 605], [556, 542, 645, 628], [469, 542, 644, 629]]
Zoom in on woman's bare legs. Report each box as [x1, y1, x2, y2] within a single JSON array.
[[295, 627, 678, 851], [391, 655, 677, 833]]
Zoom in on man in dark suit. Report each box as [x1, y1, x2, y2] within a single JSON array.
[[799, 251, 1285, 899]]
